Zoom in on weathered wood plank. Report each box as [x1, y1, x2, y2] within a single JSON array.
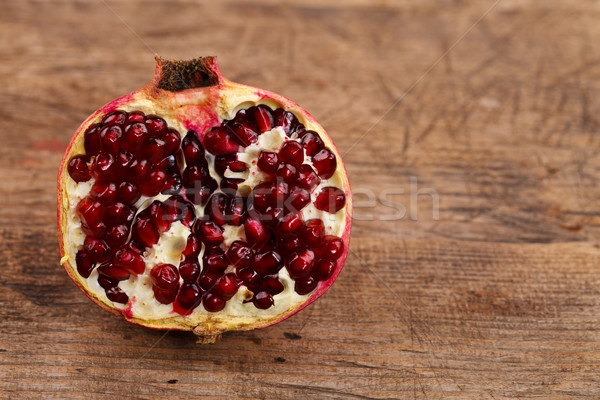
[[1, 0, 599, 398]]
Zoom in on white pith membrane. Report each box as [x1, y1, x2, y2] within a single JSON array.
[[61, 97, 348, 331]]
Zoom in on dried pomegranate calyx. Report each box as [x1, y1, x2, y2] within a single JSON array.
[[58, 56, 352, 342], [155, 57, 220, 91]]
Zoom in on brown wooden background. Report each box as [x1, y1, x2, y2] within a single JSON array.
[[1, 0, 599, 398]]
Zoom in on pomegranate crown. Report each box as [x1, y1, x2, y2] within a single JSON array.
[[153, 56, 221, 92]]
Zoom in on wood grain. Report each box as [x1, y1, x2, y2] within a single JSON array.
[[1, 0, 599, 398]]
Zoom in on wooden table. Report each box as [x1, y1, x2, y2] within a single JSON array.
[[1, 0, 599, 398]]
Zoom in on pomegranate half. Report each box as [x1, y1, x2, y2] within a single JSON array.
[[57, 57, 351, 343]]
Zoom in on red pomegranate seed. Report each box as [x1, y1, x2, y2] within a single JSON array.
[[226, 240, 254, 268], [253, 251, 283, 275], [164, 171, 183, 192], [296, 164, 321, 191], [263, 207, 284, 228], [194, 220, 224, 245], [153, 285, 179, 304], [97, 275, 118, 290], [162, 128, 181, 155], [253, 291, 274, 309], [167, 196, 196, 228], [106, 286, 129, 304], [182, 131, 205, 165], [102, 110, 126, 126], [199, 272, 220, 290], [67, 155, 91, 182], [271, 180, 289, 208], [276, 163, 297, 182], [227, 196, 246, 226], [213, 273, 239, 299], [231, 122, 258, 146], [182, 235, 201, 259], [277, 235, 302, 255], [176, 283, 203, 311], [156, 154, 176, 170], [312, 148, 337, 179], [294, 276, 318, 295], [123, 242, 142, 255], [150, 263, 180, 290], [314, 186, 346, 213], [99, 125, 122, 154], [257, 151, 280, 174], [105, 202, 127, 224], [256, 236, 279, 253], [76, 197, 105, 226], [214, 155, 246, 175], [286, 248, 315, 279], [114, 246, 145, 275], [207, 193, 228, 226], [132, 216, 159, 248], [123, 122, 148, 151], [249, 105, 273, 133], [262, 275, 284, 295], [231, 108, 249, 123], [81, 220, 106, 238], [125, 207, 137, 225], [317, 235, 345, 260], [179, 260, 200, 282], [162, 172, 182, 195], [286, 186, 310, 212], [300, 131, 325, 157], [90, 181, 117, 205], [138, 166, 167, 196], [220, 177, 244, 195], [279, 141, 304, 166], [117, 182, 140, 205], [147, 200, 169, 232], [91, 152, 116, 181], [104, 224, 129, 248], [277, 212, 302, 235], [186, 178, 217, 205], [251, 182, 272, 211], [130, 159, 150, 182], [229, 160, 247, 172], [312, 259, 336, 281], [145, 115, 167, 135], [203, 249, 229, 274], [237, 268, 261, 291], [204, 127, 240, 156], [97, 262, 130, 281], [126, 111, 145, 122], [163, 173, 183, 194], [82, 219, 107, 237], [163, 196, 195, 227], [143, 136, 167, 163], [84, 124, 102, 155], [273, 108, 299, 135], [114, 150, 135, 180], [301, 219, 324, 246], [203, 292, 226, 312], [76, 250, 95, 278], [182, 165, 208, 188], [244, 217, 269, 246]]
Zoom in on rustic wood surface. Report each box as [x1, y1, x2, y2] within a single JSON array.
[[1, 0, 599, 398]]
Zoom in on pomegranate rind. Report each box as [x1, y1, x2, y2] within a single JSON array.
[[57, 57, 352, 341]]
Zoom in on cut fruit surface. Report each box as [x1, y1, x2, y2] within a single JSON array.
[[58, 56, 351, 343]]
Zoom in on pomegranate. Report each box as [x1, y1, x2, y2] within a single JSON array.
[[57, 57, 352, 343]]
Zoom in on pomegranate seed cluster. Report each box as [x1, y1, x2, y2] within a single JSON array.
[[67, 105, 346, 314]]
